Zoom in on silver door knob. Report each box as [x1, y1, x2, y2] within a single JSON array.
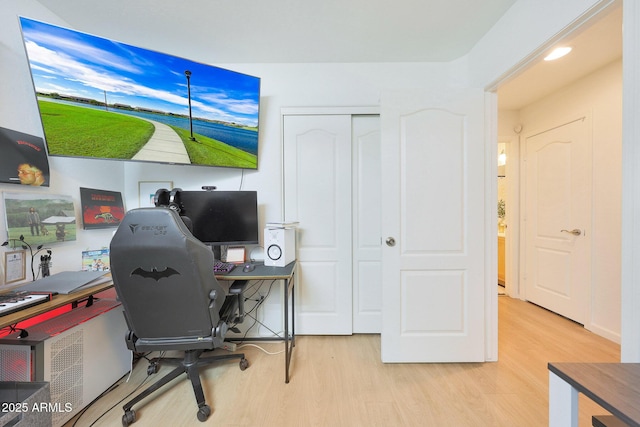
[[385, 237, 396, 247], [561, 229, 582, 236]]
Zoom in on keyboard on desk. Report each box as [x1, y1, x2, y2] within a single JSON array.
[[213, 261, 236, 274], [0, 291, 51, 317]]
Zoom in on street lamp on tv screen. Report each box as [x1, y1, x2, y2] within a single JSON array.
[[18, 17, 261, 170]]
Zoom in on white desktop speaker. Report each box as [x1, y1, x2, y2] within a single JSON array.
[[264, 227, 296, 267]]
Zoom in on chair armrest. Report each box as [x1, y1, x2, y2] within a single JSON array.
[[229, 280, 248, 295], [218, 280, 248, 326]]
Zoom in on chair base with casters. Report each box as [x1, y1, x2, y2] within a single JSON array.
[[121, 349, 249, 426]]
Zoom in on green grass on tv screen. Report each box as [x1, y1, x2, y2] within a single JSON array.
[[39, 101, 257, 169]]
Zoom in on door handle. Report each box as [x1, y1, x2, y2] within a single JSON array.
[[385, 237, 396, 247], [561, 229, 582, 236]]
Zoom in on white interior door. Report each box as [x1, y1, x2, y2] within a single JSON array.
[[284, 114, 353, 334], [523, 117, 591, 324], [380, 89, 486, 362], [352, 115, 382, 333]]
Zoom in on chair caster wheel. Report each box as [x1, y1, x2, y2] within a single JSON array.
[[239, 358, 249, 371], [147, 362, 159, 375], [122, 409, 136, 426], [197, 404, 211, 422]]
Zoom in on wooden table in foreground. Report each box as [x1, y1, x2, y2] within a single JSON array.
[[548, 362, 640, 427], [0, 280, 114, 330]]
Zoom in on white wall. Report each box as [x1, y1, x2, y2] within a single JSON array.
[[502, 59, 622, 342]]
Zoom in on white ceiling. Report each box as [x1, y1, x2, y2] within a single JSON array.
[[497, 5, 622, 110], [35, 0, 622, 111], [36, 0, 518, 63]]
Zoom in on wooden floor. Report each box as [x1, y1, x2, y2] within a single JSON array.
[[65, 296, 620, 427]]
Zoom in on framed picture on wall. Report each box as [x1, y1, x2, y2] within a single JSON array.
[[0, 126, 51, 187], [80, 187, 125, 229], [139, 181, 173, 208], [4, 250, 26, 284], [3, 192, 77, 246]]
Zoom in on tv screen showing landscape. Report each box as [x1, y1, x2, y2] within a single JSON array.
[[18, 17, 260, 169]]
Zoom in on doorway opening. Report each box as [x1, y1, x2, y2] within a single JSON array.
[[497, 142, 506, 296], [495, 4, 622, 339]]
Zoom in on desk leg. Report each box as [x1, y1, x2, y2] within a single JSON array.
[[284, 275, 295, 383], [549, 371, 579, 427], [291, 276, 295, 351]]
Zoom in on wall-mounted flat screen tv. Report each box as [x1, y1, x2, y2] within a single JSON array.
[[18, 17, 260, 170]]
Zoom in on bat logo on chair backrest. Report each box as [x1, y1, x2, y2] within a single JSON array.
[[131, 267, 180, 281]]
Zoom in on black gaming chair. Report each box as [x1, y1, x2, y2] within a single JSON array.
[[110, 207, 248, 425]]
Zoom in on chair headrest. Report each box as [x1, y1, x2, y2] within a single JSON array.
[[112, 207, 192, 244]]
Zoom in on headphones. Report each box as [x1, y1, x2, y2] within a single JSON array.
[[153, 188, 183, 213], [153, 188, 170, 206], [168, 188, 183, 213]]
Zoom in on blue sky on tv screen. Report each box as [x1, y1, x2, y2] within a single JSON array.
[[18, 17, 260, 128]]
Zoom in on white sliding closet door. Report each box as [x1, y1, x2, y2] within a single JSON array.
[[283, 113, 381, 335], [284, 114, 354, 334], [352, 115, 382, 333]]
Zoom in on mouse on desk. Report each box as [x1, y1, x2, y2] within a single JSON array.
[[242, 263, 255, 273]]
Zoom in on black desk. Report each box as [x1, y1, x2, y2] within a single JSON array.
[[216, 261, 296, 383]]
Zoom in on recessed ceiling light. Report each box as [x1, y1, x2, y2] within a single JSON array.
[[544, 47, 572, 61]]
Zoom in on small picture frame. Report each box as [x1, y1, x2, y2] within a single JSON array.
[[82, 249, 111, 272], [4, 250, 26, 284], [226, 246, 246, 263]]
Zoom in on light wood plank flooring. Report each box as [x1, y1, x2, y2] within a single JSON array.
[[66, 296, 620, 426]]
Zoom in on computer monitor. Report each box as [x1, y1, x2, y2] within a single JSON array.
[[178, 190, 259, 247]]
